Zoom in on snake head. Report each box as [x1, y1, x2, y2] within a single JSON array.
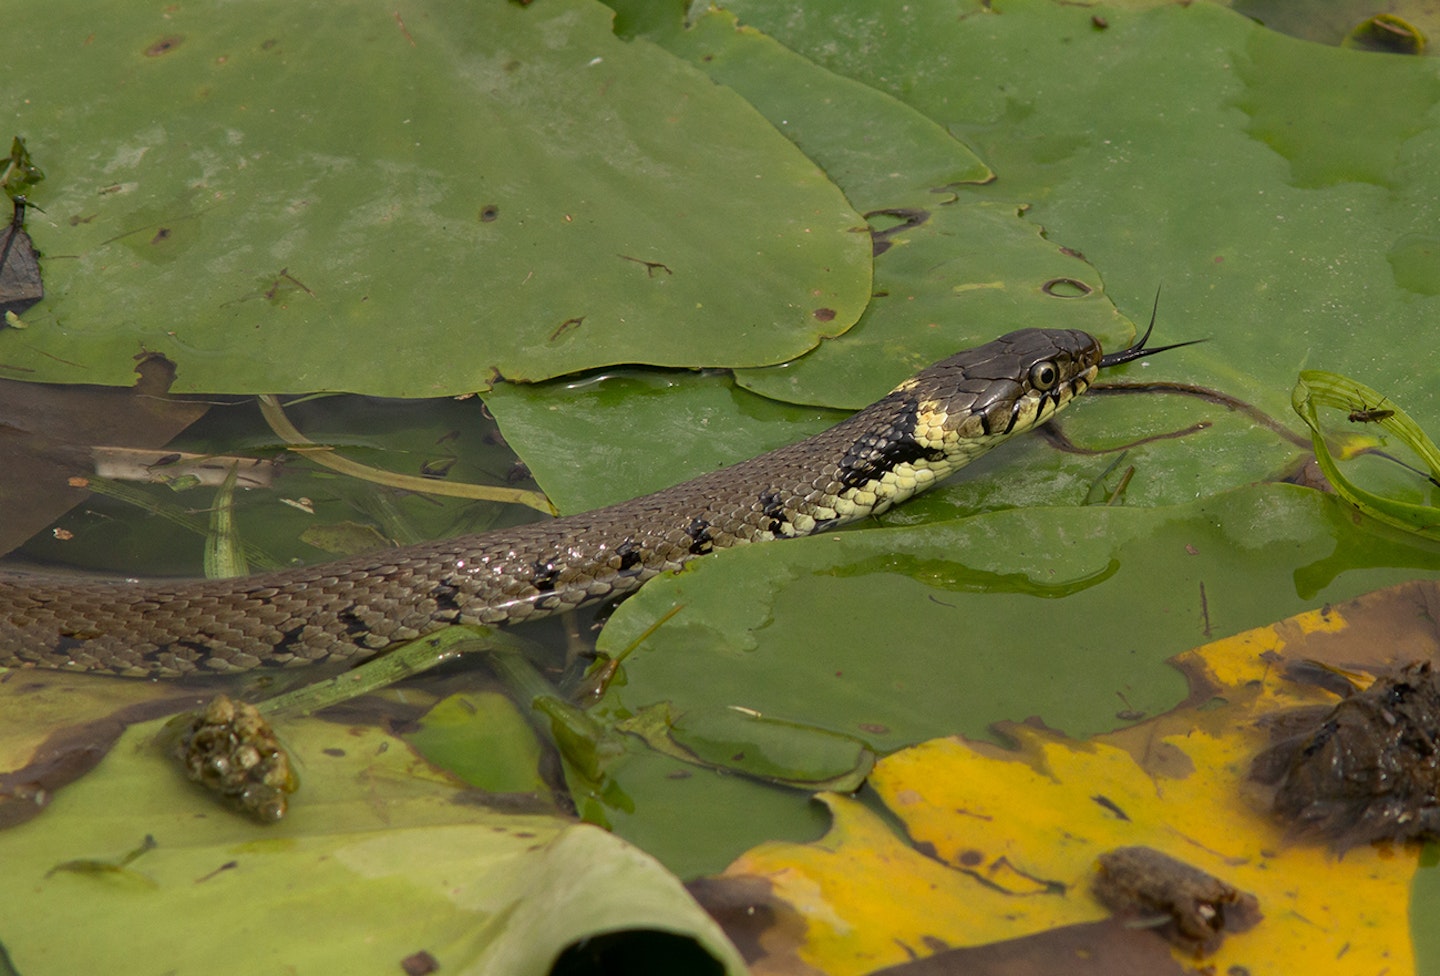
[[924, 328, 1103, 445]]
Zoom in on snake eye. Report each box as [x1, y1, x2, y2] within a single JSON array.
[[1029, 361, 1060, 391]]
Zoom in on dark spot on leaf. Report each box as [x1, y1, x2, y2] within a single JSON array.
[[150, 227, 172, 245], [400, 950, 440, 976], [619, 254, 672, 277], [812, 307, 836, 322], [322, 748, 346, 757], [864, 207, 929, 257], [1092, 15, 1109, 29], [480, 204, 499, 222], [957, 849, 984, 867], [548, 316, 584, 341], [144, 36, 185, 57], [858, 722, 890, 734], [261, 38, 279, 51], [1042, 277, 1093, 298], [1092, 794, 1131, 821]]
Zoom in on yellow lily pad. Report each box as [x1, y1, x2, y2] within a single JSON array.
[[698, 580, 1440, 974]]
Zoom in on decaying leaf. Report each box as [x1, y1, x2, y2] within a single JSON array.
[[1250, 660, 1440, 849], [697, 579, 1440, 975]]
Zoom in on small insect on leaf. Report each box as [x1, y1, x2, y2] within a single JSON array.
[[1348, 399, 1395, 424]]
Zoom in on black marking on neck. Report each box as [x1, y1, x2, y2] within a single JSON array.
[[686, 517, 714, 555], [335, 610, 372, 637], [429, 581, 465, 617], [759, 490, 789, 535], [531, 559, 560, 593], [758, 489, 785, 518], [615, 539, 643, 571], [836, 396, 945, 490], [275, 624, 308, 653]]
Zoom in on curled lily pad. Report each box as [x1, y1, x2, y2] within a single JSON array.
[[1343, 14, 1427, 55], [1291, 369, 1440, 539], [618, 702, 875, 792]]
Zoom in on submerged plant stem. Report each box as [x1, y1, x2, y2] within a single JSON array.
[[258, 395, 557, 516]]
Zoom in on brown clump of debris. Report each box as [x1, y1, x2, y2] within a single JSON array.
[[1250, 660, 1440, 850], [1092, 846, 1261, 956], [164, 694, 297, 823]]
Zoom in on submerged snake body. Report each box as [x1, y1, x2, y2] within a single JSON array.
[[0, 329, 1101, 677]]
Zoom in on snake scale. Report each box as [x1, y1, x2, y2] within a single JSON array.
[[0, 327, 1171, 678]]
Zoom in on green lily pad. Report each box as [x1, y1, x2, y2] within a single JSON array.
[[0, 688, 746, 975], [11, 0, 1440, 960], [721, 0, 1440, 481], [482, 368, 845, 515], [613, 3, 995, 212], [0, 0, 870, 396], [584, 484, 1440, 869], [402, 691, 550, 796], [611, 1, 1132, 409], [734, 200, 1132, 410]]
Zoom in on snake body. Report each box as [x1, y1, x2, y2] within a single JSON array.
[[0, 329, 1101, 677]]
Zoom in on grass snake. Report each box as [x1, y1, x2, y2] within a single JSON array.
[[0, 326, 1184, 677]]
